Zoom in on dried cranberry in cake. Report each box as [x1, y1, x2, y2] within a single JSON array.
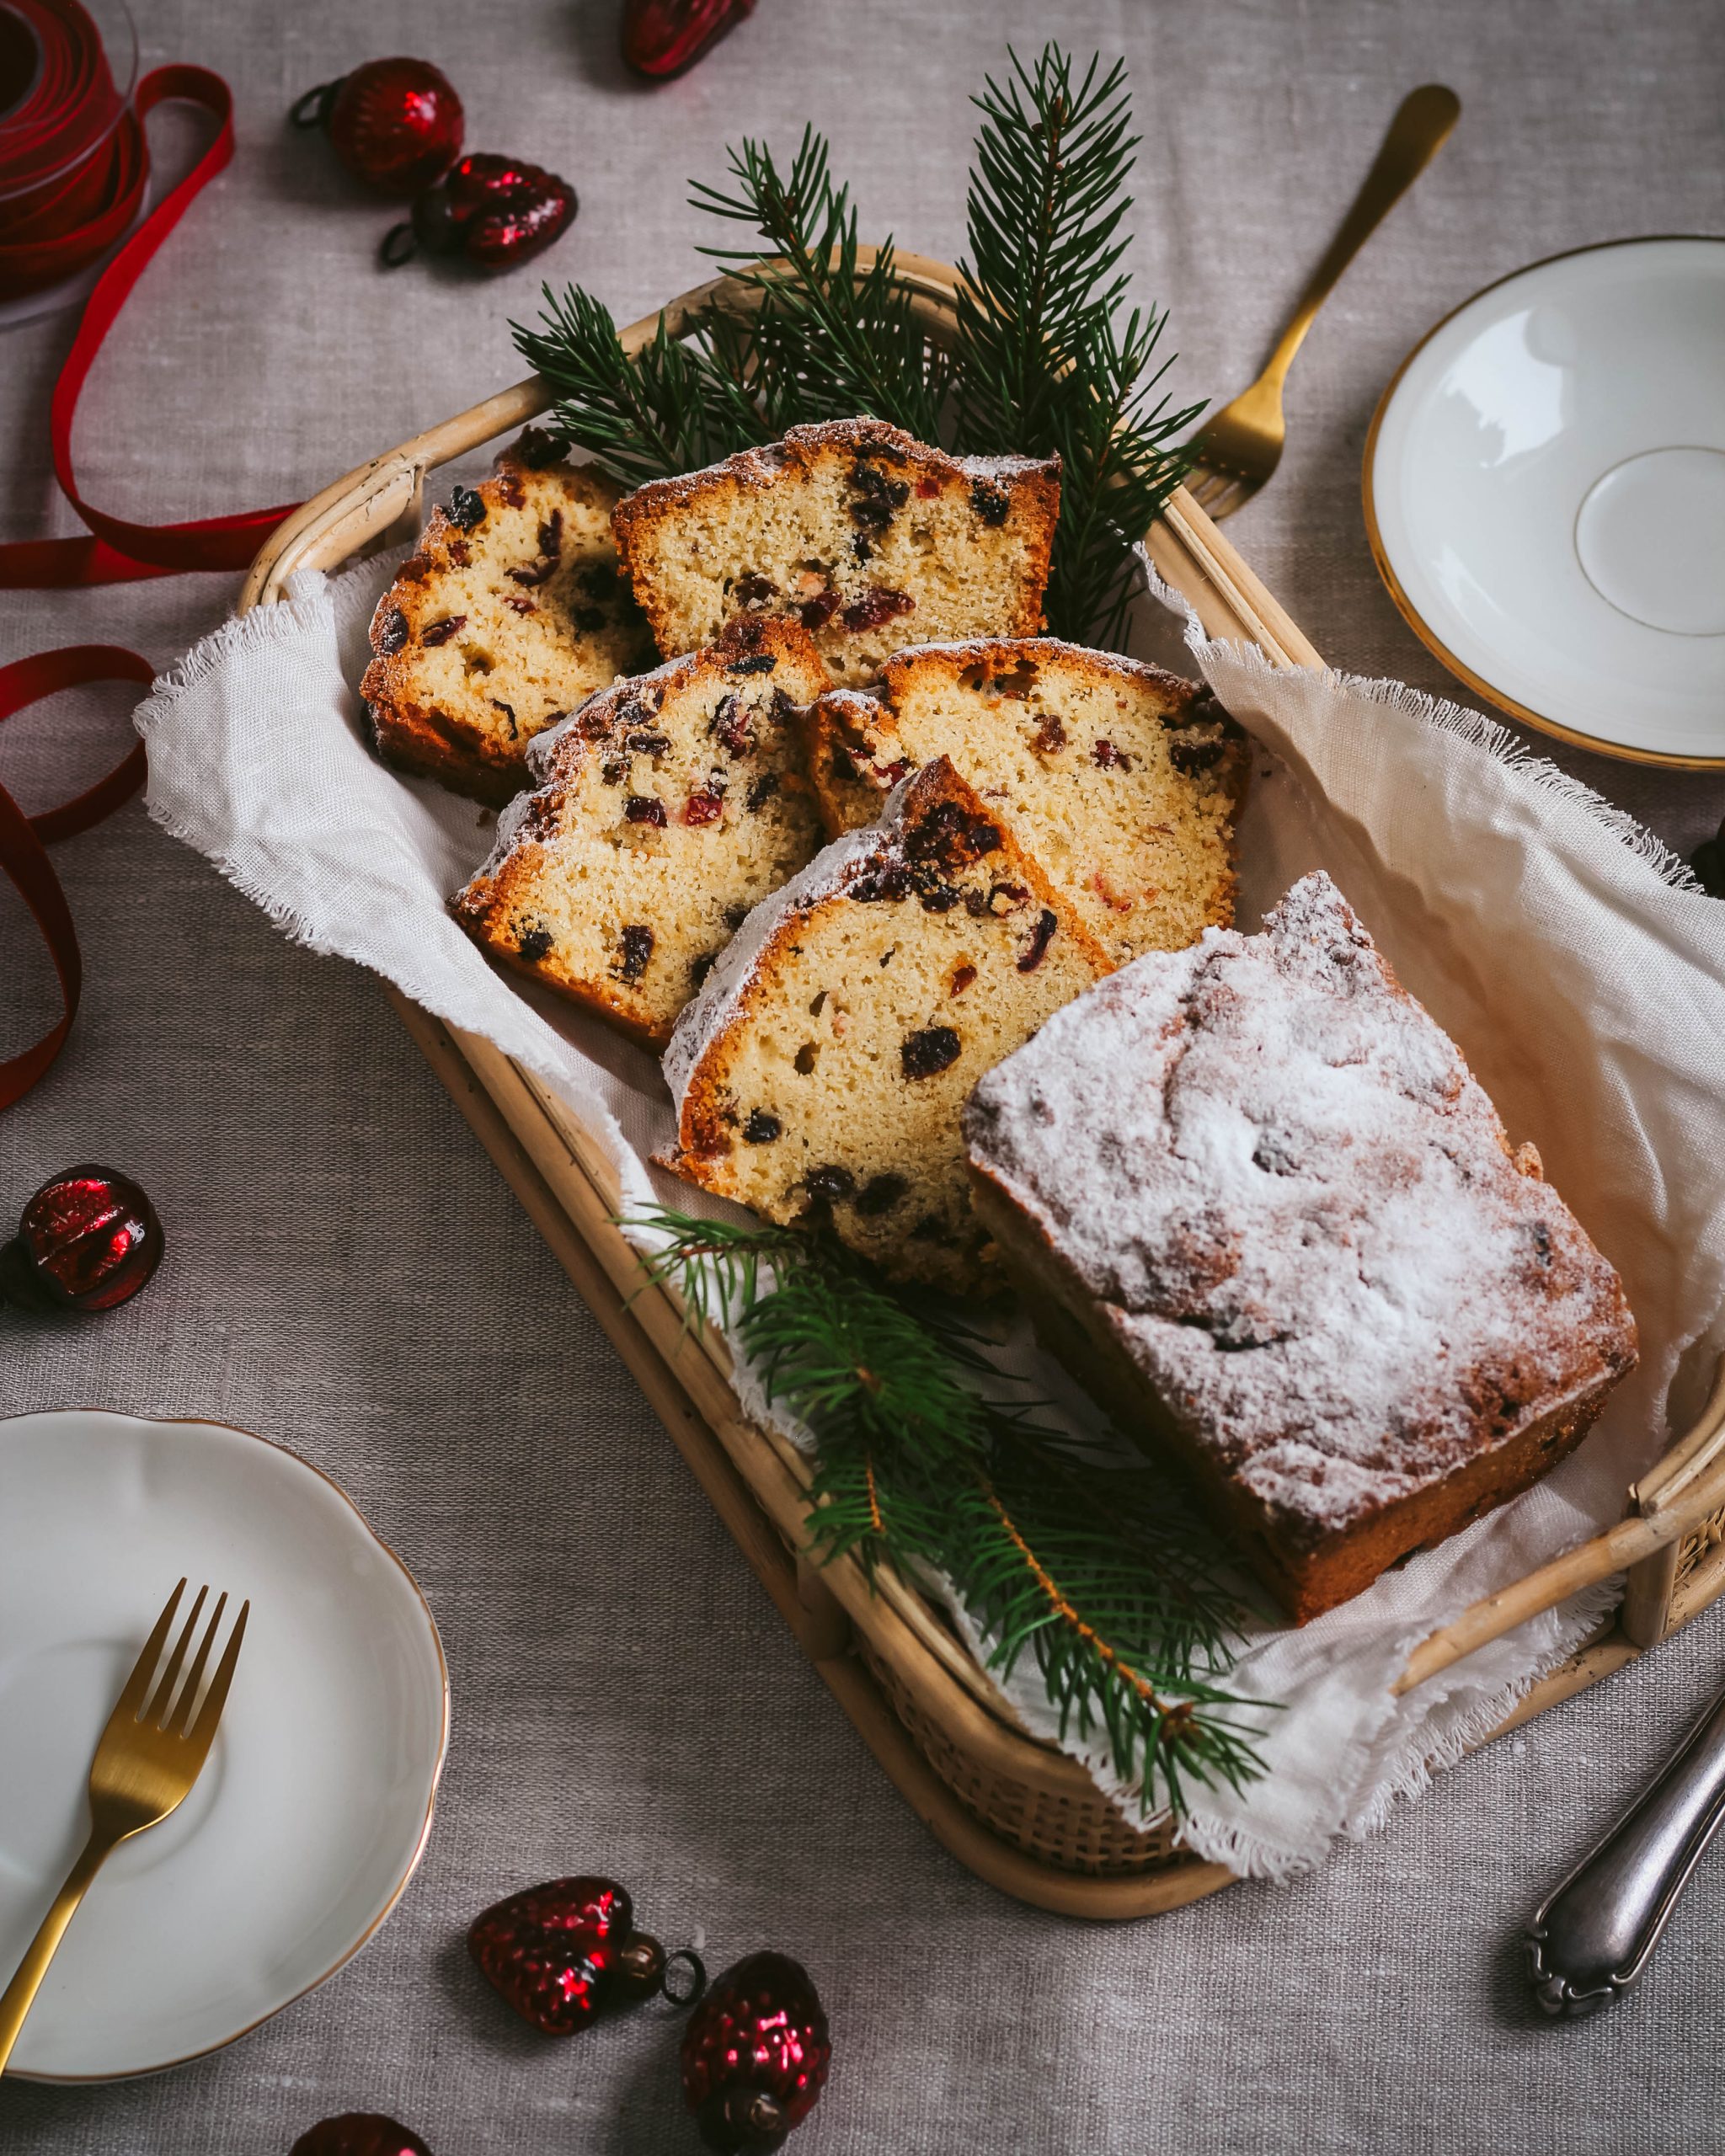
[[901, 1026, 961, 1080], [451, 618, 830, 1049], [1017, 909, 1057, 972], [517, 923, 554, 962], [663, 758, 1109, 1291], [364, 438, 654, 804], [744, 1109, 782, 1143], [964, 871, 1639, 1621], [802, 638, 1249, 969], [611, 419, 1061, 687], [840, 586, 914, 634], [616, 925, 654, 981]]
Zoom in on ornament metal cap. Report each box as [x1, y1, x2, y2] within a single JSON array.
[[699, 2086, 788, 2155]]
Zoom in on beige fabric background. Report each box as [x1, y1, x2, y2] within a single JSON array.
[[3, 2, 1723, 2149]]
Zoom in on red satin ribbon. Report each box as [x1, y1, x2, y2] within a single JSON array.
[[0, 44, 302, 1107]]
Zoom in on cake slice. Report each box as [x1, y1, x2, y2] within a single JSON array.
[[664, 758, 1110, 1290], [964, 872, 1639, 1623], [805, 638, 1250, 966], [451, 617, 831, 1049], [363, 430, 655, 805], [611, 419, 1060, 686]]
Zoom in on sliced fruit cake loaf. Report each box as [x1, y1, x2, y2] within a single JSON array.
[[964, 872, 1638, 1621], [663, 757, 1109, 1291], [452, 617, 831, 1049], [611, 419, 1061, 687], [364, 431, 654, 806], [804, 637, 1251, 967]]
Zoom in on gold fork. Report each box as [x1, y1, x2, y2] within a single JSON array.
[[0, 1578, 248, 2074], [1184, 83, 1461, 520]]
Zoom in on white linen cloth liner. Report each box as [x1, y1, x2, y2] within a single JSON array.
[[133, 547, 1725, 1879]]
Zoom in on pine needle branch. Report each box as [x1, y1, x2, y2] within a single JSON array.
[[949, 44, 1205, 643], [628, 1208, 1269, 1817]]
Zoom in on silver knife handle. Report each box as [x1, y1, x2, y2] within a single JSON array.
[[1527, 1684, 1725, 2016]]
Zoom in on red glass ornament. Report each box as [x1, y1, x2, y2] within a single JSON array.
[[289, 2119, 432, 2156], [382, 153, 575, 274], [290, 58, 464, 198], [681, 1952, 830, 2154], [622, 0, 756, 79], [467, 1876, 674, 2036], [0, 1165, 163, 1315]]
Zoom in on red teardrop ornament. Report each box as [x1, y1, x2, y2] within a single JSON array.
[[389, 153, 575, 272], [0, 1166, 163, 1315], [291, 58, 465, 198], [467, 1876, 668, 2036], [289, 2118, 433, 2156], [622, 0, 757, 78], [681, 1952, 830, 2153]]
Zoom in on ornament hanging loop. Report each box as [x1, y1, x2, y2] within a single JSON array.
[[661, 1946, 707, 2008], [289, 79, 343, 131], [379, 221, 418, 268]]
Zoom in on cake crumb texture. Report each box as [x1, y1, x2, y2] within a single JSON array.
[[806, 637, 1249, 964], [611, 419, 1060, 686], [665, 755, 1109, 1290], [451, 616, 831, 1048], [363, 433, 655, 805]]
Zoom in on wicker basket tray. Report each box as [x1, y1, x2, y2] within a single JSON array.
[[238, 256, 1725, 1919]]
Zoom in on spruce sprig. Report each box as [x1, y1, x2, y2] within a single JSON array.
[[512, 40, 1199, 646], [512, 285, 772, 491], [950, 45, 1204, 645], [690, 127, 953, 443], [628, 1209, 1268, 1818]]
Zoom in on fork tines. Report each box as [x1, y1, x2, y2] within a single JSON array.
[[125, 1577, 250, 1742]]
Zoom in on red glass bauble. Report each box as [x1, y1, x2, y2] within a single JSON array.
[[291, 58, 464, 197], [681, 1952, 830, 2153], [289, 2117, 432, 2156], [622, 0, 757, 78], [0, 1166, 163, 1315], [386, 153, 575, 273], [467, 1876, 668, 2036]]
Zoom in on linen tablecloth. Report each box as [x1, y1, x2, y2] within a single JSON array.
[[3, 2, 1723, 2149]]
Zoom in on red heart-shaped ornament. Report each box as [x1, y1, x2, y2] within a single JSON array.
[[622, 0, 756, 77], [289, 2116, 433, 2156], [466, 1876, 665, 2036], [392, 153, 575, 272]]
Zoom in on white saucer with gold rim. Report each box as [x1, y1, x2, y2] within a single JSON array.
[[0, 1410, 447, 2081], [1365, 237, 1725, 768]]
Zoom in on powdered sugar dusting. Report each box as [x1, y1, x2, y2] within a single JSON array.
[[964, 873, 1637, 1540]]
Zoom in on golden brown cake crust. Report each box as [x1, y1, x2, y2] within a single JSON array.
[[362, 435, 654, 806], [611, 419, 1060, 686], [802, 636, 1251, 966], [451, 616, 831, 1051], [964, 872, 1639, 1621]]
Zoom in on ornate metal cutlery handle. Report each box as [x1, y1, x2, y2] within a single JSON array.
[[1527, 1683, 1725, 2016]]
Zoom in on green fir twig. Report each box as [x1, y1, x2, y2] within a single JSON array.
[[626, 1209, 1268, 1818], [950, 45, 1204, 644], [511, 38, 1200, 648]]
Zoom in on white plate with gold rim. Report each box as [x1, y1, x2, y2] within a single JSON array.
[[1365, 236, 1725, 767], [0, 1410, 447, 2081]]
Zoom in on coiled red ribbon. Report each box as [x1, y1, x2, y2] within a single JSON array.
[[0, 1, 298, 1108]]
